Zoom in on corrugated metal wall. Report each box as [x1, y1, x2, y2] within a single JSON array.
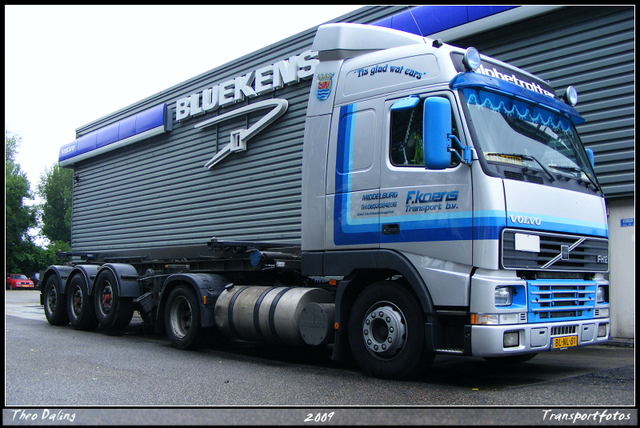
[[72, 6, 632, 253], [449, 6, 635, 199], [70, 6, 404, 252]]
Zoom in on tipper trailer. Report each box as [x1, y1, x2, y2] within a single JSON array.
[[42, 23, 610, 379]]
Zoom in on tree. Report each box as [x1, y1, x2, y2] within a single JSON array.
[[5, 130, 38, 274], [37, 163, 73, 243]]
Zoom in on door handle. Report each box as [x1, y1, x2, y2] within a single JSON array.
[[382, 223, 400, 235]]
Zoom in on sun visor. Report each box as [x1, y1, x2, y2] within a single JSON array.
[[450, 72, 585, 125]]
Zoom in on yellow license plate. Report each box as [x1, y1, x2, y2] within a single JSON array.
[[552, 335, 578, 349]]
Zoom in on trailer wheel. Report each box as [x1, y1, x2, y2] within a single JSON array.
[[67, 275, 98, 331], [43, 276, 69, 326], [348, 281, 434, 379], [93, 270, 134, 330], [165, 285, 202, 350]]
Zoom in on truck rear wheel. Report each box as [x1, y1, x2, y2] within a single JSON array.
[[43, 276, 69, 326], [348, 281, 434, 379], [165, 285, 202, 350], [93, 270, 134, 330], [67, 275, 99, 331]]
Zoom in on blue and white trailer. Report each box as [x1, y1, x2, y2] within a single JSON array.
[[42, 23, 609, 379]]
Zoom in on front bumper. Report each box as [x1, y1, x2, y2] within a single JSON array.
[[11, 282, 34, 289], [471, 318, 610, 357]]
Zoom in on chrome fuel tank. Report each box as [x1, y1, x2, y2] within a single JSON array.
[[214, 285, 334, 347]]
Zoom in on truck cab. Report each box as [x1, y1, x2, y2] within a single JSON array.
[[302, 24, 609, 373]]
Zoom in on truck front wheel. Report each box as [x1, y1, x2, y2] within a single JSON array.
[[165, 285, 202, 350], [348, 281, 434, 379], [93, 270, 134, 330], [43, 276, 69, 326]]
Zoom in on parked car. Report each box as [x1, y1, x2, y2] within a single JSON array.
[[6, 274, 35, 290]]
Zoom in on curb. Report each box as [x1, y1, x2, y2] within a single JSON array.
[[601, 338, 634, 348]]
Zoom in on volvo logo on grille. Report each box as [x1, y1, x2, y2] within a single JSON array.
[[542, 238, 587, 269]]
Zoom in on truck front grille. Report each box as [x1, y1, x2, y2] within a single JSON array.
[[528, 280, 596, 323], [502, 229, 608, 272]]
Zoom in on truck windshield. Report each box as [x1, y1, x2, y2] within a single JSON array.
[[460, 87, 599, 190]]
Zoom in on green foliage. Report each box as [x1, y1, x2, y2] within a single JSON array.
[[6, 129, 19, 163], [37, 163, 73, 243], [5, 130, 38, 274], [5, 130, 72, 276]]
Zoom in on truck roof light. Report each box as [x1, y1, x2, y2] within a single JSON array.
[[463, 47, 481, 71], [564, 85, 578, 106]]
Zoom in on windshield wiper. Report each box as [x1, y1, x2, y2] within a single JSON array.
[[551, 164, 600, 191], [488, 153, 556, 182], [551, 164, 582, 176], [519, 154, 557, 182]]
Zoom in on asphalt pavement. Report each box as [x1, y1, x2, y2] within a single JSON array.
[[4, 289, 636, 425]]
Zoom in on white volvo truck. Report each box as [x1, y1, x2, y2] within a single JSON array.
[[42, 23, 610, 379]]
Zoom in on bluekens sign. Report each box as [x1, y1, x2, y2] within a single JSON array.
[[175, 50, 318, 122], [194, 99, 288, 169], [174, 50, 319, 169]]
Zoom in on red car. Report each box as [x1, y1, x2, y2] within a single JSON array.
[[6, 274, 35, 290]]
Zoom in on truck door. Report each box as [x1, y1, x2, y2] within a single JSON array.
[[325, 99, 382, 250], [379, 92, 473, 306]]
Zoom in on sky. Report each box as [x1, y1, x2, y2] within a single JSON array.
[[5, 5, 362, 194]]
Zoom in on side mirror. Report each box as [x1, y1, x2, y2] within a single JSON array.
[[585, 148, 595, 168], [423, 97, 453, 169]]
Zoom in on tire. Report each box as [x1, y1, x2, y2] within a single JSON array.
[[165, 285, 202, 350], [484, 353, 538, 365], [93, 269, 134, 330], [66, 274, 99, 331], [348, 281, 434, 379], [43, 276, 69, 326]]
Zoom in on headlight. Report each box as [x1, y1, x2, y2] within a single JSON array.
[[596, 286, 608, 303], [563, 85, 578, 106], [463, 47, 481, 71], [495, 286, 513, 306]]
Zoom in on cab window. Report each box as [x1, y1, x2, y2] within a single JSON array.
[[390, 100, 424, 166], [390, 96, 461, 168]]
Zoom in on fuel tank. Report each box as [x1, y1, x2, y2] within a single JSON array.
[[214, 285, 334, 347]]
